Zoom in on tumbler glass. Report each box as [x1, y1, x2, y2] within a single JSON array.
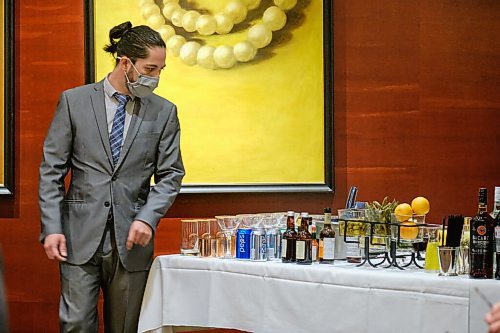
[[438, 246, 459, 276], [198, 219, 211, 257], [181, 219, 199, 256], [208, 218, 224, 258], [338, 209, 366, 263]]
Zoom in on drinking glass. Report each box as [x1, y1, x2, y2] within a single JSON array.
[[390, 214, 425, 244], [181, 219, 199, 256], [198, 219, 211, 257], [438, 246, 459, 276], [338, 209, 366, 263], [215, 215, 240, 259], [208, 218, 223, 258], [424, 224, 441, 272]]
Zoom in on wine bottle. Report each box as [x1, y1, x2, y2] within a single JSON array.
[[470, 188, 495, 279]]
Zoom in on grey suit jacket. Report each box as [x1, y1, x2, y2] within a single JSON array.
[[39, 80, 185, 271]]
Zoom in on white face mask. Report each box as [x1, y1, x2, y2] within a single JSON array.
[[120, 57, 159, 98]]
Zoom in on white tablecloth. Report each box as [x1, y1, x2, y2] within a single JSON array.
[[138, 255, 500, 333]]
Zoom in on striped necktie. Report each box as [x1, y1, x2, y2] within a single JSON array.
[[109, 92, 131, 166]]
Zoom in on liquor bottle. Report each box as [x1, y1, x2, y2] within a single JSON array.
[[495, 212, 500, 279], [492, 186, 500, 218], [296, 213, 313, 265], [310, 223, 318, 262], [319, 208, 336, 264], [470, 188, 495, 279], [281, 211, 297, 263], [493, 187, 500, 279]]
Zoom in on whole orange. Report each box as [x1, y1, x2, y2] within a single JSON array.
[[394, 203, 413, 222], [411, 196, 430, 215], [400, 221, 419, 240]]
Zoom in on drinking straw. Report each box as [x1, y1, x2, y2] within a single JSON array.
[[441, 216, 446, 246], [475, 287, 493, 307], [445, 215, 464, 248]]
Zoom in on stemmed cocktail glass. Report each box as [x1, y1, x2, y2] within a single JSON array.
[[215, 215, 241, 259]]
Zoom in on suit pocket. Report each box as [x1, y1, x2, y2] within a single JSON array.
[[135, 133, 161, 166], [136, 132, 160, 139], [63, 199, 86, 205]]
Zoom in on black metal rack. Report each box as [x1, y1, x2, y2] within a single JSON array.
[[339, 219, 425, 270]]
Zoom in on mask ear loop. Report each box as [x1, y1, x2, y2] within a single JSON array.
[[117, 56, 141, 75], [117, 56, 141, 86]]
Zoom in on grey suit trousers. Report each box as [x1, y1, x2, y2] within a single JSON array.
[[59, 216, 148, 333]]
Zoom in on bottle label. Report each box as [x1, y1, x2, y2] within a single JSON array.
[[495, 227, 500, 253], [281, 239, 287, 258], [345, 237, 360, 257], [471, 218, 493, 255], [296, 241, 305, 260], [323, 238, 335, 260], [312, 245, 317, 262]]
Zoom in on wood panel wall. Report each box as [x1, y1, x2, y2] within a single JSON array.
[[0, 1, 498, 332]]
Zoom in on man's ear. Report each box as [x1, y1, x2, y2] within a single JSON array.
[[118, 56, 130, 71]]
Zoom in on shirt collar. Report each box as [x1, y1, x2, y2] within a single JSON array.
[[104, 75, 134, 101]]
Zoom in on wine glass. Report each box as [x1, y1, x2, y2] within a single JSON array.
[[215, 215, 240, 259]]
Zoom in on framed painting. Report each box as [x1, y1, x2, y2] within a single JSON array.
[[0, 0, 14, 195], [84, 0, 333, 193]]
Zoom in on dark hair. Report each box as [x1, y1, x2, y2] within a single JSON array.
[[103, 21, 166, 64]]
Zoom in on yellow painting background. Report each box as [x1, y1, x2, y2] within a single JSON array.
[[94, 0, 325, 185], [0, 0, 5, 185]]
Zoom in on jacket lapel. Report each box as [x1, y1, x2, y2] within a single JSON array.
[[89, 81, 114, 171], [114, 97, 149, 170]]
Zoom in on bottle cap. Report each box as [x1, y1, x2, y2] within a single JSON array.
[[324, 207, 331, 213], [287, 211, 294, 216], [495, 186, 500, 197], [301, 212, 309, 217]]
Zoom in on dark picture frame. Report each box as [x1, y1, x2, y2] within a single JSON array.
[[84, 0, 333, 194], [1, 0, 14, 196]]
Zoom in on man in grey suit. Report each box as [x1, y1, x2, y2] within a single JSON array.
[[39, 21, 184, 332]]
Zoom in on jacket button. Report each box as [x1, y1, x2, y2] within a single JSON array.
[[112, 175, 117, 181], [104, 201, 110, 207]]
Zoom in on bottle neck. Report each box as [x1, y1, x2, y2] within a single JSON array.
[[301, 217, 309, 232], [286, 216, 295, 230], [324, 213, 332, 226], [478, 203, 488, 214], [492, 200, 500, 216]]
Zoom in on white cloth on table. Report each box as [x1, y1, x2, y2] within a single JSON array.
[[139, 255, 497, 333]]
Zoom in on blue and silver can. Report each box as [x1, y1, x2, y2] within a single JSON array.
[[266, 228, 282, 261], [236, 228, 252, 260], [251, 227, 267, 261]]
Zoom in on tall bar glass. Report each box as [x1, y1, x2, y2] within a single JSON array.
[[181, 219, 199, 256]]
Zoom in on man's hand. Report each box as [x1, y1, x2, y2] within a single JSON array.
[[43, 234, 67, 261], [126, 220, 153, 250], [487, 303, 500, 333]]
